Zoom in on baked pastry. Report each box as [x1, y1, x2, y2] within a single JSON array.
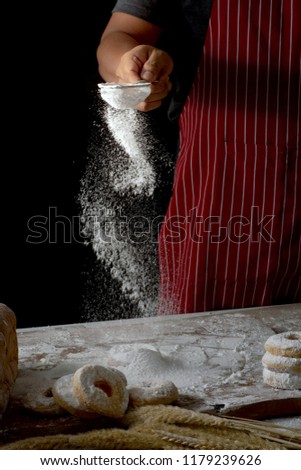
[[264, 331, 301, 358], [0, 303, 18, 417], [262, 351, 301, 374], [11, 376, 65, 415], [73, 365, 129, 419], [263, 368, 301, 390], [262, 331, 301, 390], [128, 380, 179, 406], [52, 374, 100, 419]]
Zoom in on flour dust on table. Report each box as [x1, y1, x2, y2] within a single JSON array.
[[79, 92, 176, 321]]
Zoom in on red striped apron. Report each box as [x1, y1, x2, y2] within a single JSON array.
[[158, 0, 301, 314]]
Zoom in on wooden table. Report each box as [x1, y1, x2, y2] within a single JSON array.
[[1, 303, 300, 444]]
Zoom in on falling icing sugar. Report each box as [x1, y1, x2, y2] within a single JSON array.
[[105, 107, 156, 197], [79, 91, 175, 321]]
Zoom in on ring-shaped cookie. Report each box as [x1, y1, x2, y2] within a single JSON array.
[[24, 387, 64, 415], [0, 304, 18, 416], [263, 368, 301, 390], [264, 331, 301, 358], [11, 378, 65, 415], [73, 365, 129, 419], [128, 380, 179, 406], [52, 374, 100, 419], [262, 351, 301, 374]]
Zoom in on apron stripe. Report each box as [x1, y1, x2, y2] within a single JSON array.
[[261, 0, 284, 304], [251, 0, 272, 305], [158, 0, 301, 314]]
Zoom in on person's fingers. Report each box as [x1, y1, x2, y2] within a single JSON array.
[[144, 81, 172, 103], [116, 45, 173, 111], [140, 48, 173, 82], [116, 45, 173, 86], [116, 54, 141, 83], [136, 81, 172, 112], [136, 100, 162, 112], [149, 80, 172, 98]]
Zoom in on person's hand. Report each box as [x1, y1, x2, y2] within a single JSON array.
[[116, 45, 173, 112]]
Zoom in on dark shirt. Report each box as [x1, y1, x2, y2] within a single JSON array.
[[111, 0, 213, 120]]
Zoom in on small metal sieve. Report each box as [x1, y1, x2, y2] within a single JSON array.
[[98, 80, 152, 110]]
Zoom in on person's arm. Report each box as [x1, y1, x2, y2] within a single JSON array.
[[97, 12, 174, 111]]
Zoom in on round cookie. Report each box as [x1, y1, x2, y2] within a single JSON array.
[[73, 365, 129, 419], [23, 388, 64, 415], [128, 380, 179, 406], [52, 374, 100, 419], [264, 331, 301, 358], [10, 375, 66, 415], [262, 351, 301, 374], [0, 304, 18, 416], [263, 368, 301, 390]]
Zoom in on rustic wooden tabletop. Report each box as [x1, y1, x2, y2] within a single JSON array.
[[1, 303, 300, 444]]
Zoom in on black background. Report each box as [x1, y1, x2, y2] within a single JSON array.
[[1, 2, 178, 328], [1, 2, 118, 327]]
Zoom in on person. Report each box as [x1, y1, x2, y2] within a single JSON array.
[[97, 0, 301, 315]]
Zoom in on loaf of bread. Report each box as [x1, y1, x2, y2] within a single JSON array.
[[0, 303, 18, 417]]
